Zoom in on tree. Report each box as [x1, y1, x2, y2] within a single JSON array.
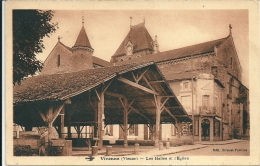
[[13, 10, 58, 85]]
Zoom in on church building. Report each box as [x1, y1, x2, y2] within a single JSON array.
[[40, 20, 111, 75], [111, 21, 249, 141]]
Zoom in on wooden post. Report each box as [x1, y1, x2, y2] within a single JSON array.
[[59, 107, 65, 138], [97, 92, 105, 149], [46, 105, 54, 142], [77, 123, 80, 138], [154, 96, 161, 148], [67, 115, 72, 139], [123, 100, 128, 147]]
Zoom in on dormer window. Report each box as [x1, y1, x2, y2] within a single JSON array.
[[125, 40, 134, 56], [57, 54, 60, 67]]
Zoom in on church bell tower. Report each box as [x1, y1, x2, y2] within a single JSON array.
[[72, 16, 94, 71]]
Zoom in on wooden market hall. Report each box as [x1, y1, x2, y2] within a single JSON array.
[[13, 62, 191, 154]]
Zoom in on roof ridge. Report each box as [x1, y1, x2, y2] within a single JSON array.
[[59, 41, 72, 51], [131, 22, 145, 29]]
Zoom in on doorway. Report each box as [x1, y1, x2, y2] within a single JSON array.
[[201, 119, 210, 141]]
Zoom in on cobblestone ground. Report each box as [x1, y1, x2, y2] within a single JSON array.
[[165, 140, 249, 156]]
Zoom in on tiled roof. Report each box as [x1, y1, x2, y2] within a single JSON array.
[[14, 62, 154, 103], [113, 23, 154, 57], [93, 56, 112, 67], [116, 36, 228, 65], [73, 27, 92, 49]]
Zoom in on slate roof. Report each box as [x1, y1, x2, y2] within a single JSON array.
[[73, 27, 92, 49], [113, 23, 154, 57], [14, 62, 154, 103], [116, 36, 228, 65]]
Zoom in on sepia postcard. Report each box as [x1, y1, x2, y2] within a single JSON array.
[[3, 0, 260, 165]]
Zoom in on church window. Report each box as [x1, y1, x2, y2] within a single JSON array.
[[57, 54, 60, 67], [230, 57, 233, 69]]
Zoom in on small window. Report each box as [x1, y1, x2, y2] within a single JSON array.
[[57, 54, 60, 67], [128, 124, 138, 136], [202, 95, 210, 111], [183, 82, 189, 89], [182, 81, 190, 90]]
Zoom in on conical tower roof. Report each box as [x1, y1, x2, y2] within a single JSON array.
[[73, 26, 93, 49]]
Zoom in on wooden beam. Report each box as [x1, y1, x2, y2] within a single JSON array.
[[162, 106, 178, 123], [105, 91, 126, 99], [117, 77, 159, 95], [119, 124, 124, 131], [127, 124, 134, 130], [95, 89, 101, 101], [131, 72, 137, 82], [149, 80, 165, 84], [160, 96, 176, 98], [166, 106, 181, 109], [159, 97, 169, 112], [129, 106, 151, 123], [174, 115, 191, 118], [38, 110, 46, 122], [142, 75, 155, 91], [50, 103, 65, 124], [136, 67, 149, 83], [102, 79, 113, 93]]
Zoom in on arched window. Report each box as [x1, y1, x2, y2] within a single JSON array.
[[57, 54, 60, 67], [230, 57, 233, 69]]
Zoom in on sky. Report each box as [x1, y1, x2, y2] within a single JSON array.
[[36, 10, 248, 87]]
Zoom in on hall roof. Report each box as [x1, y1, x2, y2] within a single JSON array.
[[112, 22, 154, 57], [116, 36, 228, 65], [13, 62, 191, 125], [14, 62, 154, 103]]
